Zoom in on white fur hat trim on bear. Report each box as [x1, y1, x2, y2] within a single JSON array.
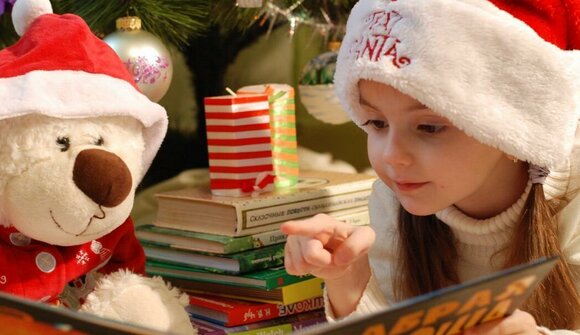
[[12, 0, 53, 36]]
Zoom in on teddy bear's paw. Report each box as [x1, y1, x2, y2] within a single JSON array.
[[80, 269, 196, 335]]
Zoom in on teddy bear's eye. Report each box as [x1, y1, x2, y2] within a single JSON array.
[[56, 136, 70, 152], [94, 136, 104, 146]]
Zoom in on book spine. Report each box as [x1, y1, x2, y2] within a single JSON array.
[[190, 313, 310, 335], [279, 278, 325, 306], [291, 316, 327, 331], [191, 318, 227, 335], [333, 208, 370, 226], [222, 296, 324, 326], [142, 243, 285, 275], [277, 296, 324, 318], [234, 189, 371, 236], [177, 278, 324, 305], [225, 229, 287, 254], [235, 244, 285, 274], [260, 268, 313, 290], [232, 311, 327, 335], [232, 324, 293, 335]]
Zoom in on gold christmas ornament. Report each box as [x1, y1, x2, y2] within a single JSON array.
[[103, 17, 173, 102]]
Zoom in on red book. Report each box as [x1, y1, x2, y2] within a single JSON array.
[[187, 294, 324, 326]]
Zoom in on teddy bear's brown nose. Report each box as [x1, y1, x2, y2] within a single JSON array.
[[73, 149, 133, 208]]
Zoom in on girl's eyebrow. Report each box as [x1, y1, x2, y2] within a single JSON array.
[[359, 96, 428, 112], [359, 96, 378, 110]]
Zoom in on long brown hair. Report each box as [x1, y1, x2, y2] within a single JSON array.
[[393, 183, 580, 329]]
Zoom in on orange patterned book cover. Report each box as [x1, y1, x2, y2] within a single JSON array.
[[0, 292, 164, 335], [297, 257, 558, 335]]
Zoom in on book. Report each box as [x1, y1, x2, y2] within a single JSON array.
[[153, 170, 376, 236], [0, 291, 165, 335], [146, 264, 312, 290], [136, 224, 288, 254], [335, 206, 370, 227], [294, 256, 559, 335], [191, 310, 327, 335], [142, 242, 284, 275], [187, 294, 324, 326], [167, 276, 325, 305]]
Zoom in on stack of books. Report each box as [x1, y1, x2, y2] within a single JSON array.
[[138, 170, 377, 334]]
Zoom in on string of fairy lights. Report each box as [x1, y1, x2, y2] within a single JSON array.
[[238, 0, 346, 41]]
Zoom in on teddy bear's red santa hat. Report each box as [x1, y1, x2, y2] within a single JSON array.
[[335, 0, 580, 169], [0, 0, 168, 176]]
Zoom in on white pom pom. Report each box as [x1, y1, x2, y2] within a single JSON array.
[[12, 0, 53, 36]]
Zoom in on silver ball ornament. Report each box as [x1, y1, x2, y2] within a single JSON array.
[[103, 17, 173, 102]]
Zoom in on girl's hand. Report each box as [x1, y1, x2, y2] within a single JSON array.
[[465, 310, 540, 335], [281, 213, 376, 280]]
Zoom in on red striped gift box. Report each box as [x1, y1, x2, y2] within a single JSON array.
[[237, 84, 299, 189], [204, 94, 275, 197]]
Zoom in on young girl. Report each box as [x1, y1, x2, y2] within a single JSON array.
[[282, 0, 580, 333]]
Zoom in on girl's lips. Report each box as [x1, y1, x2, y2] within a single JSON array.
[[395, 182, 428, 192]]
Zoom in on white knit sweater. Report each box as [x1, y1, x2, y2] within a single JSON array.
[[325, 128, 580, 334]]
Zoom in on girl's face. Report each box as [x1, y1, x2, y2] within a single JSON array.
[[359, 80, 528, 219]]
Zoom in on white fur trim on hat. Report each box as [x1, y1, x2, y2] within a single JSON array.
[[335, 0, 580, 169], [12, 0, 53, 36], [0, 70, 167, 175]]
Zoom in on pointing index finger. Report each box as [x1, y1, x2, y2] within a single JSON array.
[[280, 218, 330, 237], [280, 215, 354, 244]]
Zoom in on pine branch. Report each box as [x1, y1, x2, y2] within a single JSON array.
[[54, 0, 211, 46], [0, 0, 212, 49], [50, 0, 129, 37], [0, 0, 356, 49], [0, 10, 16, 47], [210, 2, 263, 32], [211, 0, 357, 34]]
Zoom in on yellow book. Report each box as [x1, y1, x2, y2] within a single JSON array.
[[169, 276, 324, 306]]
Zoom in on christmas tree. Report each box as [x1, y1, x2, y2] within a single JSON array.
[[0, 0, 356, 49], [0, 0, 367, 189]]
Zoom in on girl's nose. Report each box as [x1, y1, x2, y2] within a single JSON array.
[[381, 131, 413, 167]]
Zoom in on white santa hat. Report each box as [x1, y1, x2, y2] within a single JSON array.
[[335, 0, 580, 169], [0, 0, 168, 176]]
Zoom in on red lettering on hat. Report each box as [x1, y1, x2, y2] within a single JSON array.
[[352, 9, 411, 68]]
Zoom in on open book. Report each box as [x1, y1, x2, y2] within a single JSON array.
[[0, 291, 165, 335], [296, 256, 558, 335], [0, 257, 557, 335]]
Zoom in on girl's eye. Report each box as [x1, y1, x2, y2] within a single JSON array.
[[361, 120, 388, 130], [94, 136, 104, 146], [56, 136, 70, 152], [418, 124, 446, 134]]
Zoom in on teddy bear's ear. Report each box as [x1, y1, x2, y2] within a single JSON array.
[[11, 0, 53, 36]]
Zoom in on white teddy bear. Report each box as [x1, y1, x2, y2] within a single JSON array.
[[0, 1, 196, 334]]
